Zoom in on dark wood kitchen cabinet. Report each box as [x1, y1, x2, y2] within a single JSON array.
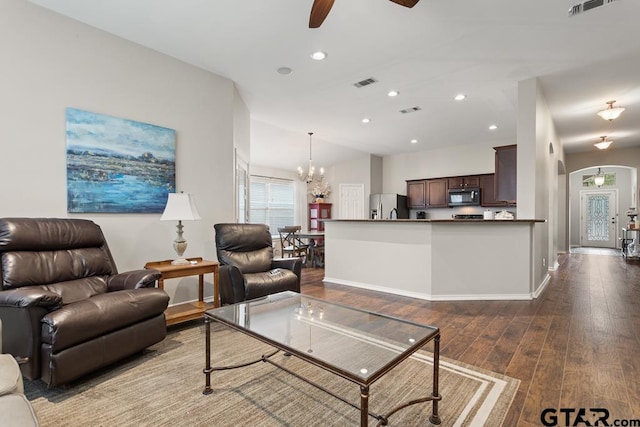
[[426, 179, 448, 208], [406, 179, 448, 208], [448, 175, 480, 189], [479, 174, 510, 207], [407, 180, 426, 208], [494, 145, 517, 204]]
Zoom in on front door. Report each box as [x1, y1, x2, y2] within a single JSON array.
[[580, 190, 617, 248]]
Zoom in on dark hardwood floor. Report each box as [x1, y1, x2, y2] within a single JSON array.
[[300, 252, 640, 426]]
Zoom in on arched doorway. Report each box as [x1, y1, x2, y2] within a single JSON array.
[[568, 165, 637, 251]]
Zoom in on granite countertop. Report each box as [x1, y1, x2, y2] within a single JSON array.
[[324, 218, 546, 223]]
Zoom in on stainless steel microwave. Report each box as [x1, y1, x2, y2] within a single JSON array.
[[447, 188, 480, 207]]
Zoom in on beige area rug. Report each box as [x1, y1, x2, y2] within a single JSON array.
[[25, 323, 519, 426]]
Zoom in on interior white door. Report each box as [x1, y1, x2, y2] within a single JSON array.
[[580, 190, 617, 248], [338, 184, 365, 219]]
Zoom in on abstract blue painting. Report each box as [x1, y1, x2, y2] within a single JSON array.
[[66, 108, 176, 213]]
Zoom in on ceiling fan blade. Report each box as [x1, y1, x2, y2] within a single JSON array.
[[309, 0, 335, 28], [389, 0, 420, 7]]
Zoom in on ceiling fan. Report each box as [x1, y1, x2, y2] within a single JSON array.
[[309, 0, 421, 28]]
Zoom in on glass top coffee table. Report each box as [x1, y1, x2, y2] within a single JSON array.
[[203, 291, 441, 426]]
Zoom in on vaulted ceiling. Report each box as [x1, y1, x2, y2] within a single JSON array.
[[30, 0, 640, 170]]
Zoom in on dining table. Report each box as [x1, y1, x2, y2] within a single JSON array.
[[297, 231, 325, 267]]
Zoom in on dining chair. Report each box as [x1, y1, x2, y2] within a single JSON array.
[[277, 226, 308, 260]]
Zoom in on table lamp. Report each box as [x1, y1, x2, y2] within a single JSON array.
[[160, 192, 201, 265]]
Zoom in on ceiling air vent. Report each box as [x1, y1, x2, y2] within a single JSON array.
[[353, 78, 378, 88], [569, 0, 618, 17], [400, 106, 422, 114]]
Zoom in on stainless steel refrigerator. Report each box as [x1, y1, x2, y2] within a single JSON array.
[[369, 194, 409, 220]]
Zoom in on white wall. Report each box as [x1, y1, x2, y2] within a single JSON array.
[[233, 85, 251, 180], [325, 221, 538, 300], [516, 78, 566, 288], [566, 147, 640, 206], [329, 154, 377, 219], [537, 84, 565, 270], [557, 171, 568, 253], [382, 142, 500, 195], [1, 0, 244, 305], [370, 155, 383, 195]]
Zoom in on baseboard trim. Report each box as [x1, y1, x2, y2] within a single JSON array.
[[532, 273, 551, 299], [323, 277, 533, 301]]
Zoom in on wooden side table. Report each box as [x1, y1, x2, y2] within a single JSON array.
[[144, 257, 219, 326]]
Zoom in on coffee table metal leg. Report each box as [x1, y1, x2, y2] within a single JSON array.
[[360, 385, 369, 426], [429, 334, 441, 425], [203, 316, 213, 395]]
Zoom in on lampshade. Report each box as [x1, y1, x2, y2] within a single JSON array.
[[161, 193, 201, 221], [597, 100, 625, 121], [594, 136, 613, 150]]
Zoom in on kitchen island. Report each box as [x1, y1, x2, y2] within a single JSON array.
[[323, 218, 547, 301]]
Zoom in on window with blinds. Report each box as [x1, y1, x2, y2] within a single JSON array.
[[249, 176, 295, 235]]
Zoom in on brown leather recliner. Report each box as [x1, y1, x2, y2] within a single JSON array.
[[0, 218, 170, 387], [214, 223, 302, 305]]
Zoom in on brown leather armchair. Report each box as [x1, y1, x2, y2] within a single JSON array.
[[0, 218, 170, 387], [214, 223, 302, 305]]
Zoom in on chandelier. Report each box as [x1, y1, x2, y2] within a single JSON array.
[[597, 100, 625, 121], [297, 132, 324, 183], [594, 136, 613, 150]]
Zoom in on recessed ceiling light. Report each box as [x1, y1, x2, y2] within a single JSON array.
[[489, 124, 498, 130], [310, 51, 327, 61], [362, 118, 371, 123], [276, 67, 293, 75], [410, 139, 418, 144], [454, 94, 466, 101], [387, 90, 399, 97]]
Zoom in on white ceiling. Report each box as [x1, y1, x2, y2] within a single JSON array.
[[29, 0, 640, 171]]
